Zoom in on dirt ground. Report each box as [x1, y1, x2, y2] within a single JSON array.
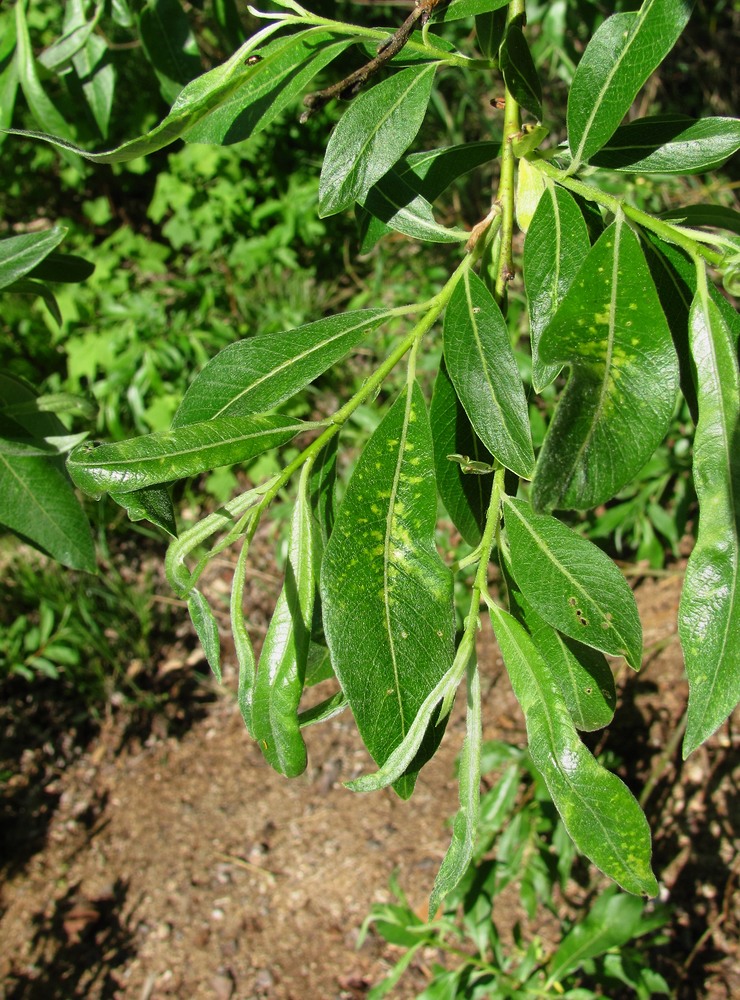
[[1, 562, 738, 1000]]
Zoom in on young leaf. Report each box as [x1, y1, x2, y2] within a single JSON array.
[[309, 436, 338, 548], [523, 185, 590, 392], [321, 382, 455, 799], [184, 31, 350, 145], [532, 217, 679, 511], [73, 33, 115, 140], [679, 291, 740, 757], [443, 269, 535, 480], [475, 8, 507, 59], [567, 0, 693, 169], [232, 535, 257, 736], [67, 415, 307, 496], [503, 496, 642, 670], [252, 467, 317, 777], [489, 604, 658, 897], [509, 587, 616, 732], [590, 115, 740, 175], [430, 360, 493, 547], [188, 589, 221, 681], [500, 24, 542, 121], [429, 659, 482, 918], [514, 155, 547, 234], [173, 311, 386, 426], [319, 65, 437, 217], [0, 10, 19, 146]]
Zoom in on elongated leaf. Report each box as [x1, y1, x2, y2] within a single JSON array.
[[523, 184, 590, 392], [476, 8, 507, 59], [232, 534, 257, 735], [319, 65, 437, 217], [532, 217, 679, 511], [173, 311, 386, 426], [359, 141, 500, 251], [253, 468, 316, 777], [546, 891, 646, 985], [109, 484, 177, 536], [14, 1, 80, 169], [188, 590, 221, 681], [509, 587, 616, 731], [430, 360, 493, 546], [661, 204, 740, 235], [590, 115, 740, 174], [321, 382, 455, 799], [500, 24, 542, 121], [74, 33, 115, 140], [489, 605, 658, 897], [360, 172, 468, 245], [67, 415, 306, 496], [0, 10, 19, 145], [504, 496, 642, 669], [26, 251, 95, 284], [137, 0, 201, 103], [186, 31, 349, 145], [309, 436, 338, 547], [433, 0, 509, 22], [0, 453, 95, 572], [444, 269, 534, 479], [0, 227, 67, 290], [39, 4, 102, 70], [568, 0, 693, 168], [515, 155, 547, 233], [429, 659, 482, 917], [4, 27, 305, 163], [679, 291, 740, 756]]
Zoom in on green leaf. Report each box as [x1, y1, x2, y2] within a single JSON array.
[[590, 115, 740, 174], [3, 28, 309, 163], [523, 185, 590, 392], [74, 32, 115, 140], [137, 0, 201, 104], [500, 24, 542, 121], [0, 452, 95, 572], [509, 587, 616, 732], [661, 204, 740, 236], [443, 269, 534, 479], [173, 310, 386, 426], [489, 605, 658, 897], [503, 496, 642, 670], [429, 659, 482, 918], [14, 0, 81, 169], [67, 414, 307, 496], [475, 8, 507, 59], [430, 360, 493, 547], [360, 172, 468, 245], [433, 0, 510, 22], [321, 382, 455, 799], [26, 251, 95, 284], [532, 217, 679, 511], [318, 65, 437, 217], [309, 436, 338, 547], [0, 227, 68, 290], [109, 484, 177, 536], [185, 31, 350, 145], [567, 0, 693, 168], [0, 10, 19, 146], [188, 590, 221, 681], [679, 290, 740, 756], [359, 141, 500, 251], [253, 467, 316, 777], [546, 890, 646, 985], [39, 0, 102, 70]]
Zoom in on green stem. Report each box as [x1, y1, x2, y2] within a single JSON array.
[[530, 157, 723, 267], [494, 0, 525, 302], [250, 7, 493, 70]]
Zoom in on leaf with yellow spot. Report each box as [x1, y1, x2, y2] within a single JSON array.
[[321, 382, 455, 799], [489, 604, 658, 897], [532, 217, 679, 511]]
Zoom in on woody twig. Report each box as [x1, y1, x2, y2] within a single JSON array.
[[301, 0, 446, 121]]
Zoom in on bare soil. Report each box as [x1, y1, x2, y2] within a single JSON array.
[[1, 564, 738, 1000]]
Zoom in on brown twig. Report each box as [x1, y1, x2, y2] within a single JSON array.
[[301, 0, 446, 120]]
